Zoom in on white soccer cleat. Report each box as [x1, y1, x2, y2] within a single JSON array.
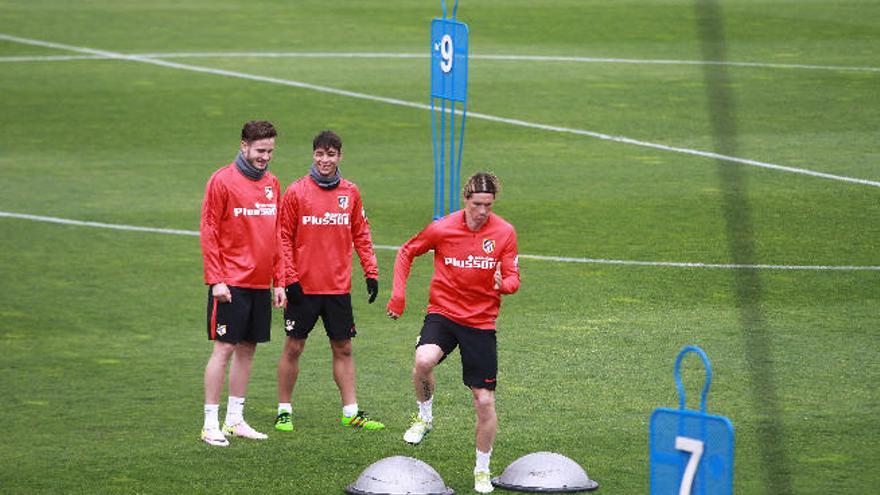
[[403, 416, 433, 444], [201, 428, 230, 447], [474, 470, 494, 493], [222, 420, 268, 440]]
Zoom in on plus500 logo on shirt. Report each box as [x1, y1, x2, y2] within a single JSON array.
[[234, 203, 277, 217], [302, 213, 351, 225], [444, 255, 497, 269]]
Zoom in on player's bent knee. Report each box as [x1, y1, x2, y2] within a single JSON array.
[[413, 345, 443, 373], [413, 357, 437, 375]]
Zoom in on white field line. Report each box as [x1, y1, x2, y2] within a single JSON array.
[[2, 211, 878, 271], [0, 211, 199, 237], [2, 51, 880, 73], [1, 33, 879, 189]]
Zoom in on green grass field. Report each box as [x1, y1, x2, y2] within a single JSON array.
[[1, 1, 878, 494]]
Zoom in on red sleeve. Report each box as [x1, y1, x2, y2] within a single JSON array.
[[351, 187, 379, 279], [279, 184, 300, 286], [499, 228, 520, 294], [272, 176, 285, 287], [200, 172, 226, 285], [387, 222, 437, 316]]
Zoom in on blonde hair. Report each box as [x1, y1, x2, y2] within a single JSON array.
[[463, 172, 500, 199]]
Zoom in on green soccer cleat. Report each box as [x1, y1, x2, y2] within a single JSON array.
[[341, 410, 385, 430], [275, 411, 293, 432]]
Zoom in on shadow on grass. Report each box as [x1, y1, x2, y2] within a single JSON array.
[[695, 1, 793, 493]]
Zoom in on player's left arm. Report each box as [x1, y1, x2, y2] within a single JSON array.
[[496, 229, 520, 295], [271, 177, 287, 308], [351, 187, 379, 280]]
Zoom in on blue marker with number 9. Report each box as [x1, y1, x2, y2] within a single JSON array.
[[431, 19, 468, 102]]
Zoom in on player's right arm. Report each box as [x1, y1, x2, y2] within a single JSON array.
[[200, 172, 231, 302], [386, 222, 437, 319]]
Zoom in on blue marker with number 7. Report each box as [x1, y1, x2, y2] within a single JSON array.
[[650, 345, 735, 495]]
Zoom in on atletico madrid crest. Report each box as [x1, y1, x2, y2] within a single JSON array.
[[482, 239, 495, 254], [338, 196, 350, 209], [264, 186, 273, 200]]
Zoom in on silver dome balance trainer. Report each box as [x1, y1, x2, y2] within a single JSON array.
[[345, 456, 454, 495], [492, 451, 599, 493]]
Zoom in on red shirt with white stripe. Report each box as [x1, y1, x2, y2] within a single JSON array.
[[200, 163, 284, 289], [388, 210, 520, 329], [279, 176, 378, 294]]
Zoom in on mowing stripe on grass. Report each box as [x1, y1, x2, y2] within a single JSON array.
[[3, 211, 878, 271], [1, 33, 877, 190], [3, 52, 879, 73]]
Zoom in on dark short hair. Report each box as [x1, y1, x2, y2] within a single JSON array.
[[463, 172, 501, 199], [313, 130, 342, 152], [241, 120, 277, 142]]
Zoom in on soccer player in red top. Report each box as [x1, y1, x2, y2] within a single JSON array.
[[386, 172, 520, 493], [199, 120, 287, 447], [274, 130, 384, 431]]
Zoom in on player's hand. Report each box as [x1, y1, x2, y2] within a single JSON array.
[[493, 262, 502, 291], [366, 277, 379, 304], [273, 287, 287, 308], [386, 298, 403, 320], [285, 282, 305, 305], [212, 283, 232, 303]]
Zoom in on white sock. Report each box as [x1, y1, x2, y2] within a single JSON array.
[[342, 403, 359, 418], [278, 403, 292, 415], [475, 449, 492, 473], [225, 396, 245, 425], [203, 404, 220, 431], [418, 397, 433, 423]]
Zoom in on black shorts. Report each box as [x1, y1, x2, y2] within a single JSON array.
[[205, 286, 271, 344], [417, 313, 497, 390], [284, 293, 356, 341]]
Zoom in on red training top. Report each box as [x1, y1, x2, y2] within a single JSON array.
[[200, 163, 284, 289], [279, 176, 378, 294], [388, 210, 520, 329]]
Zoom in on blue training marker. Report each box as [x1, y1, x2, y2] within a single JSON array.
[[430, 0, 469, 220], [650, 345, 735, 495]]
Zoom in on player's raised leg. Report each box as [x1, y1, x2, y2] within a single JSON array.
[[404, 344, 443, 444]]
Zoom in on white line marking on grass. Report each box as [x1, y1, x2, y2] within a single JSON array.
[[516, 253, 880, 271], [0, 54, 107, 62], [1, 33, 878, 189], [0, 211, 199, 237], [3, 211, 878, 271], [3, 51, 879, 73], [473, 54, 880, 73], [460, 112, 880, 188]]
